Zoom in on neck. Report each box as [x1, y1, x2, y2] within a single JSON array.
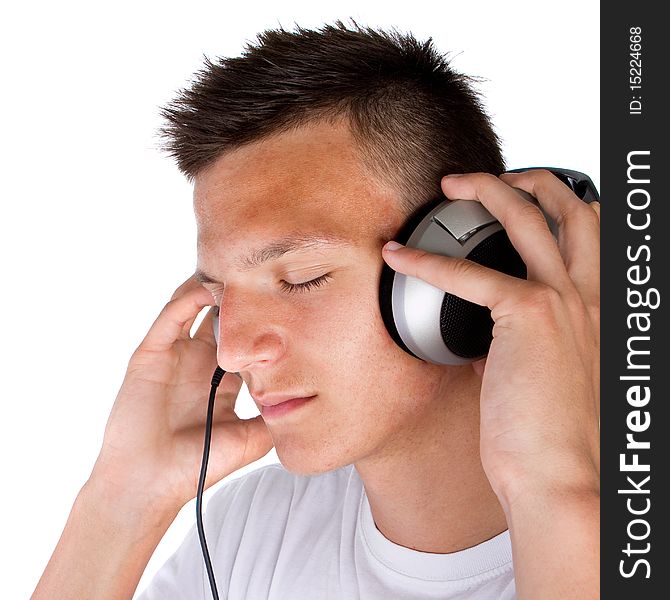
[[354, 366, 508, 553]]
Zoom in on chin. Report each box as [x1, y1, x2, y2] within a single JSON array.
[[274, 441, 354, 477]]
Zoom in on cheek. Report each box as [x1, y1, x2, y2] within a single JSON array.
[[281, 262, 420, 395], [286, 289, 381, 355], [294, 281, 414, 394], [323, 280, 386, 347]]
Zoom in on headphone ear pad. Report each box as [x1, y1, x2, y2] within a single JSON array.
[[379, 197, 444, 361], [379, 260, 419, 359]]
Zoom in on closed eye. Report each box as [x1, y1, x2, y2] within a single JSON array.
[[281, 274, 332, 294]]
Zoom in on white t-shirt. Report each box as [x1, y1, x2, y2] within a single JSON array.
[[138, 463, 516, 599]]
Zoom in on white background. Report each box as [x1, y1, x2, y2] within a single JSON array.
[[1, 1, 599, 597]]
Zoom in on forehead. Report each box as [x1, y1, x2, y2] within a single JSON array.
[[193, 120, 403, 251]]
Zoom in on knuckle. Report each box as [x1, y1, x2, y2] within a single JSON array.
[[559, 200, 599, 230], [528, 169, 560, 199], [562, 285, 588, 314], [526, 168, 557, 190], [522, 283, 562, 313], [477, 172, 498, 183], [531, 168, 556, 184], [519, 200, 544, 219], [451, 258, 478, 278], [585, 203, 601, 228], [515, 201, 547, 228], [158, 297, 187, 325], [504, 169, 556, 196], [412, 249, 435, 277], [129, 344, 152, 368], [164, 296, 180, 312], [473, 172, 499, 194], [169, 285, 188, 302]]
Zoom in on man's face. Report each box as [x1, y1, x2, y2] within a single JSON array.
[[194, 119, 453, 474]]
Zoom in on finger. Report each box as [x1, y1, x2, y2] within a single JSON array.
[[441, 173, 572, 291], [170, 274, 203, 301], [207, 414, 272, 477], [170, 275, 215, 338], [500, 170, 600, 309], [139, 284, 216, 352], [235, 415, 273, 464], [591, 200, 601, 221], [382, 241, 524, 312]]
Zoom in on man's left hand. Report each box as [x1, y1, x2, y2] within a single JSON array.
[[381, 170, 600, 508]]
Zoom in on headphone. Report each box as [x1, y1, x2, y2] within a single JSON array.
[[378, 167, 600, 365]]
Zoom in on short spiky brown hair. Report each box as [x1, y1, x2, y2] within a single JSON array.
[[159, 20, 505, 214]]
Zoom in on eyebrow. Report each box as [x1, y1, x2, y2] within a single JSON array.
[[194, 233, 350, 284]]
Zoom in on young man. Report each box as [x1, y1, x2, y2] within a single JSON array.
[[32, 22, 599, 599]]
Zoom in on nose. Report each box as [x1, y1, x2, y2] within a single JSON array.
[[214, 287, 287, 372]]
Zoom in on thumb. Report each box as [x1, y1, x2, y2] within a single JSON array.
[[199, 416, 274, 485], [238, 415, 274, 464]]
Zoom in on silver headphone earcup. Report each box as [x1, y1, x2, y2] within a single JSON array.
[[380, 169, 598, 365], [380, 199, 526, 365]]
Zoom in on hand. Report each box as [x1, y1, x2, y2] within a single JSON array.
[[90, 275, 274, 513], [381, 171, 600, 507]]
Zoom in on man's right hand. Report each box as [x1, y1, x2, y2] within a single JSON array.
[[89, 275, 274, 515], [32, 275, 275, 599]]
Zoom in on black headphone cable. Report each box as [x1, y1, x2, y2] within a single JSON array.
[[196, 365, 226, 600]]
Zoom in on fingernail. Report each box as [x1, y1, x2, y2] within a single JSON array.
[[443, 173, 464, 179], [384, 241, 404, 252]]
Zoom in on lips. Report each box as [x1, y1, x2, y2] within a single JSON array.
[[250, 392, 317, 419], [251, 392, 316, 407]]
